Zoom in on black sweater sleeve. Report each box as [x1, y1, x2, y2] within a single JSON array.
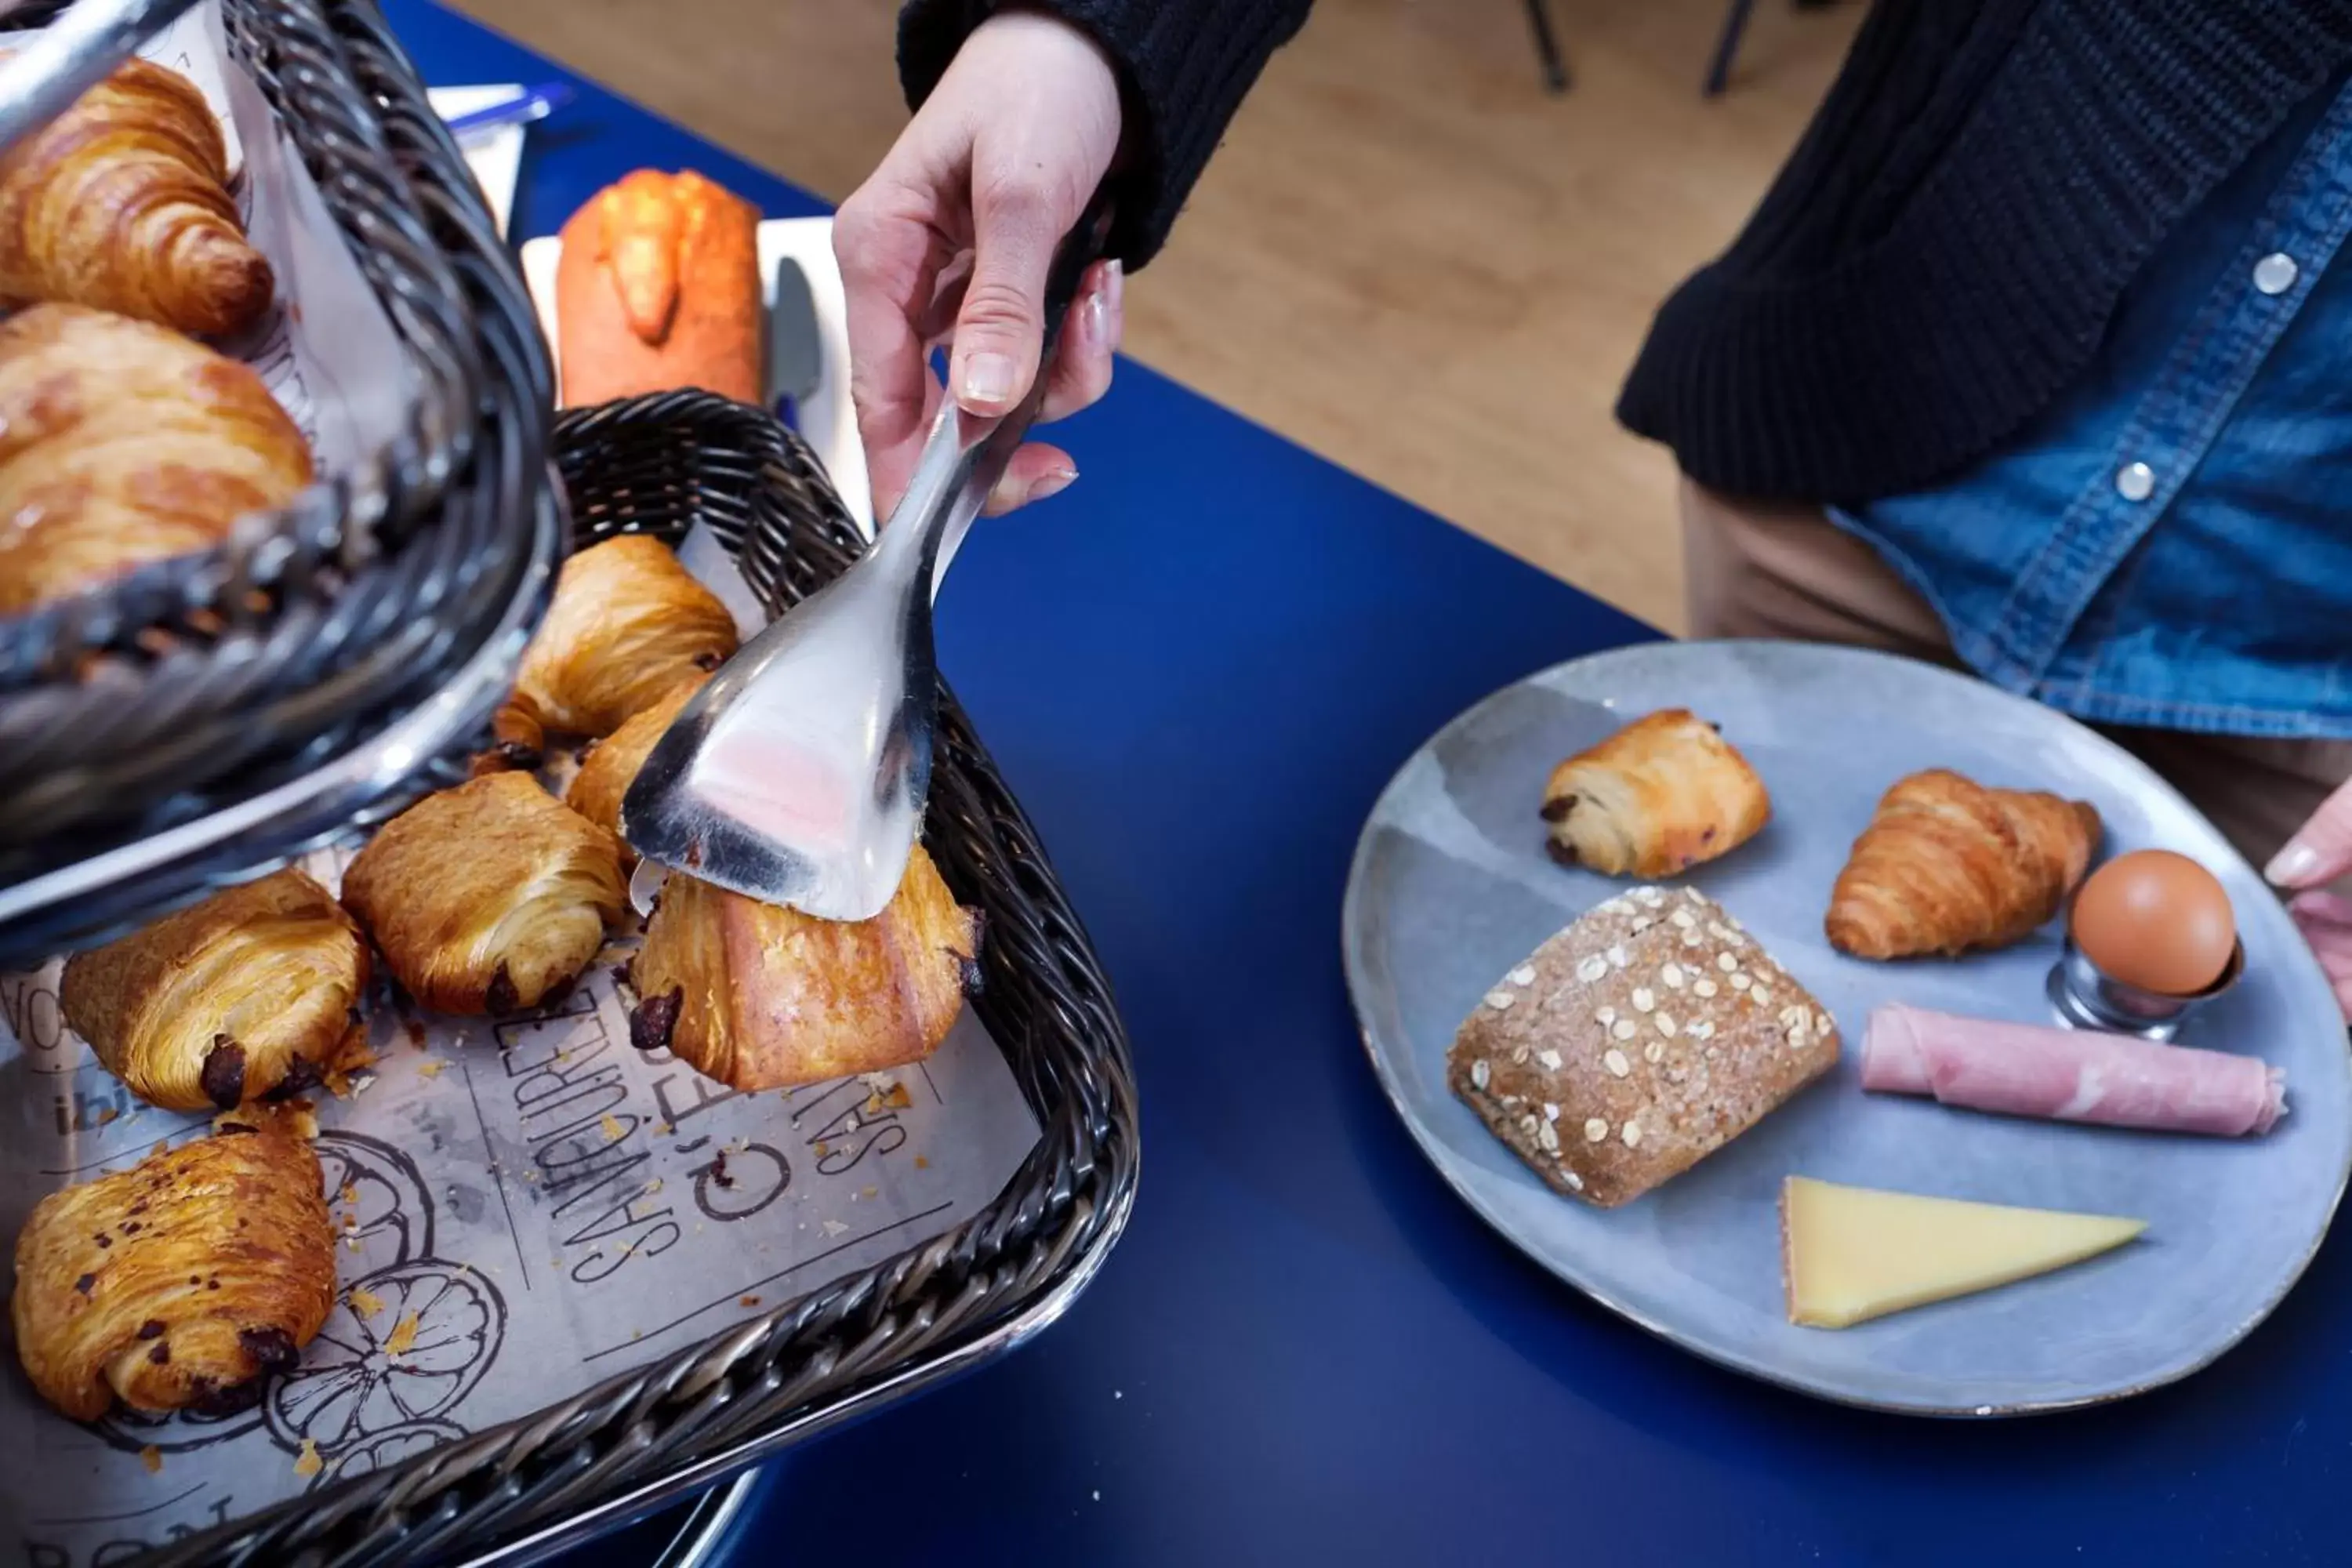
[[898, 0, 1312, 267]]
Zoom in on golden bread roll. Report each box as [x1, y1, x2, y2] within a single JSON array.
[[13, 1132, 334, 1421], [0, 303, 311, 612], [340, 772, 628, 1014], [563, 671, 707, 863], [0, 56, 273, 336], [555, 168, 760, 407], [60, 869, 368, 1112], [630, 844, 978, 1090], [1541, 709, 1770, 879], [513, 534, 738, 737], [1825, 768, 2101, 960]]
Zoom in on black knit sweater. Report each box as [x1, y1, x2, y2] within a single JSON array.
[[898, 0, 2352, 503], [896, 0, 1311, 269]]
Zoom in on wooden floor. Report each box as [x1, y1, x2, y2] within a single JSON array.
[[450, 0, 1861, 631]]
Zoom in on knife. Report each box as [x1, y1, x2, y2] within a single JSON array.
[[768, 256, 822, 430]]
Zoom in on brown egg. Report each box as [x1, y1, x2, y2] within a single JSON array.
[[2068, 850, 2238, 996]]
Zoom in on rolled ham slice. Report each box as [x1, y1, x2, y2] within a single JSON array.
[[1862, 1003, 2285, 1137]]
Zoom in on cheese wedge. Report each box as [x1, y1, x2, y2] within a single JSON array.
[[1780, 1176, 2145, 1329]]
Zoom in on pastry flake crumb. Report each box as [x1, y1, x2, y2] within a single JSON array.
[[140, 1446, 162, 1475], [347, 1286, 387, 1319], [600, 1114, 626, 1143], [739, 1295, 761, 1308], [293, 1439, 322, 1479], [417, 1058, 446, 1080], [383, 1312, 420, 1356], [914, 1156, 930, 1170], [821, 1219, 849, 1237], [292, 1107, 321, 1140]]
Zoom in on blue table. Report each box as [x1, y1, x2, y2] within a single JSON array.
[[391, 4, 2352, 1562]]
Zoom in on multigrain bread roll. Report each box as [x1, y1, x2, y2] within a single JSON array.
[[513, 535, 738, 738], [60, 869, 368, 1112], [1447, 887, 1838, 1207], [1541, 710, 1769, 878], [556, 169, 760, 407], [340, 772, 628, 1015], [13, 1132, 335, 1421]]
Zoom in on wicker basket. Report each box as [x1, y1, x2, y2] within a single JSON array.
[[103, 390, 1139, 1567], [0, 0, 555, 875]]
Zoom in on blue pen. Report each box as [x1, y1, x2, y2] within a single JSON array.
[[443, 82, 575, 142]]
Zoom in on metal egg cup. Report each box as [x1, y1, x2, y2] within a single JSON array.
[[2048, 925, 2246, 1042]]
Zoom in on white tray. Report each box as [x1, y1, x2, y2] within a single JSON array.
[[519, 217, 874, 532]]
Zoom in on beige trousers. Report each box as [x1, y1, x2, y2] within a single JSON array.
[[1679, 483, 2352, 888]]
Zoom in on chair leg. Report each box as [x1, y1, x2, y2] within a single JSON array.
[[1524, 0, 1570, 93], [1704, 0, 1758, 96]]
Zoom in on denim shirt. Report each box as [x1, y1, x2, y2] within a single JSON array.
[[1833, 67, 2352, 740]]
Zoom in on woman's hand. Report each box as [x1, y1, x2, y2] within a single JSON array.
[[833, 9, 1125, 519], [2268, 777, 2352, 1020]]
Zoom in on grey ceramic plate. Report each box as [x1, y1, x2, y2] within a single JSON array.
[[1342, 641, 2352, 1415]]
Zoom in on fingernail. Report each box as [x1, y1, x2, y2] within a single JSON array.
[[1028, 466, 1078, 503], [2267, 840, 2323, 887], [1081, 288, 1109, 350], [959, 352, 1017, 408]]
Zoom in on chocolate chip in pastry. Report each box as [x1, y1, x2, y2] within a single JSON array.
[[513, 535, 737, 737], [630, 844, 979, 1090], [1541, 709, 1769, 878], [60, 869, 369, 1112], [12, 1132, 334, 1421], [1448, 887, 1837, 1207], [341, 771, 628, 1015], [467, 694, 549, 778]]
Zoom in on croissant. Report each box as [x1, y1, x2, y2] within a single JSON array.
[[0, 56, 273, 336], [630, 845, 979, 1090], [341, 771, 628, 1014], [0, 303, 312, 613], [60, 869, 368, 1112], [563, 671, 706, 863], [1541, 709, 1771, 878], [13, 1131, 335, 1421], [514, 535, 738, 736], [1826, 768, 2101, 960]]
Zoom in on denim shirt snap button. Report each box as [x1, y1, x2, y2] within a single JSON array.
[[2254, 252, 2300, 295]]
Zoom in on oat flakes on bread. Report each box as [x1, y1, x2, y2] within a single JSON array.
[[1448, 886, 1838, 1207]]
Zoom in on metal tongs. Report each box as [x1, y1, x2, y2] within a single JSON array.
[[621, 194, 1115, 924], [0, 0, 210, 161]]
